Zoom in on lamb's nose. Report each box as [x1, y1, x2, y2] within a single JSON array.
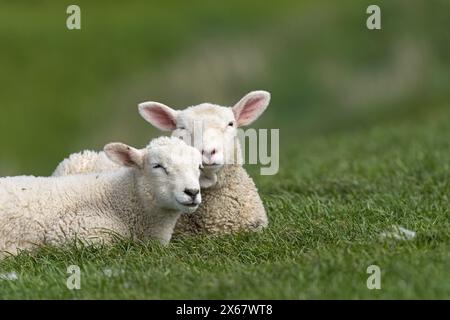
[[202, 148, 217, 160], [184, 188, 200, 199]]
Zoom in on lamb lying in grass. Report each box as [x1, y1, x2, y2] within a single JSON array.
[[53, 91, 271, 235], [0, 137, 202, 257]]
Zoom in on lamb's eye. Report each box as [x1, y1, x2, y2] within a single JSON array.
[[178, 126, 186, 130], [152, 164, 168, 174], [228, 122, 234, 127]]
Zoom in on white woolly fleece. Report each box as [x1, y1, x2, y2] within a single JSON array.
[[0, 137, 202, 257]]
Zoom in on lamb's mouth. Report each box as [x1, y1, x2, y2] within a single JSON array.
[[177, 200, 199, 208], [202, 164, 222, 169]]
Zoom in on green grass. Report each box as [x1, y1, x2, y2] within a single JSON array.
[[0, 0, 449, 299], [1, 106, 448, 299]]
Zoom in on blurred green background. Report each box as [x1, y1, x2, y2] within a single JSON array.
[[1, 0, 449, 176], [1, 0, 450, 300]]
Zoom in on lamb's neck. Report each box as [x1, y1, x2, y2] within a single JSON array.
[[139, 206, 181, 245], [89, 169, 181, 244], [92, 168, 145, 226], [134, 175, 182, 244]]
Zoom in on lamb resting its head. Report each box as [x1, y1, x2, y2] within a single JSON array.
[[138, 91, 271, 234], [51, 91, 271, 235], [138, 90, 271, 188]]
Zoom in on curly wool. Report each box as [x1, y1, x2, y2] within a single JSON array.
[[173, 164, 267, 235], [53, 150, 121, 176]]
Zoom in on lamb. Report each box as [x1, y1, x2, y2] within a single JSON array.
[[52, 91, 271, 235], [0, 137, 202, 257]]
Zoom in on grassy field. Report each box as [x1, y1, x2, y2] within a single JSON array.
[[0, 1, 449, 299], [1, 105, 448, 299]]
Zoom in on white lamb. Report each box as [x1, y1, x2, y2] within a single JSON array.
[[0, 137, 202, 258], [53, 91, 271, 235]]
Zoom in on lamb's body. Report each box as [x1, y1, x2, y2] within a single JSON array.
[[52, 150, 267, 236], [0, 168, 179, 257], [1, 137, 203, 257]]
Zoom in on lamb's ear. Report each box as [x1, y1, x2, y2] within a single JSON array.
[[138, 102, 178, 131], [104, 143, 144, 169], [232, 90, 271, 127]]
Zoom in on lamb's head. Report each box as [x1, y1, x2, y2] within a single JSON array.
[[104, 137, 203, 214], [138, 91, 271, 188]]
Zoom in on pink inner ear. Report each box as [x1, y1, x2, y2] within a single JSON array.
[[238, 97, 265, 124], [149, 106, 176, 129], [118, 150, 135, 167]]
